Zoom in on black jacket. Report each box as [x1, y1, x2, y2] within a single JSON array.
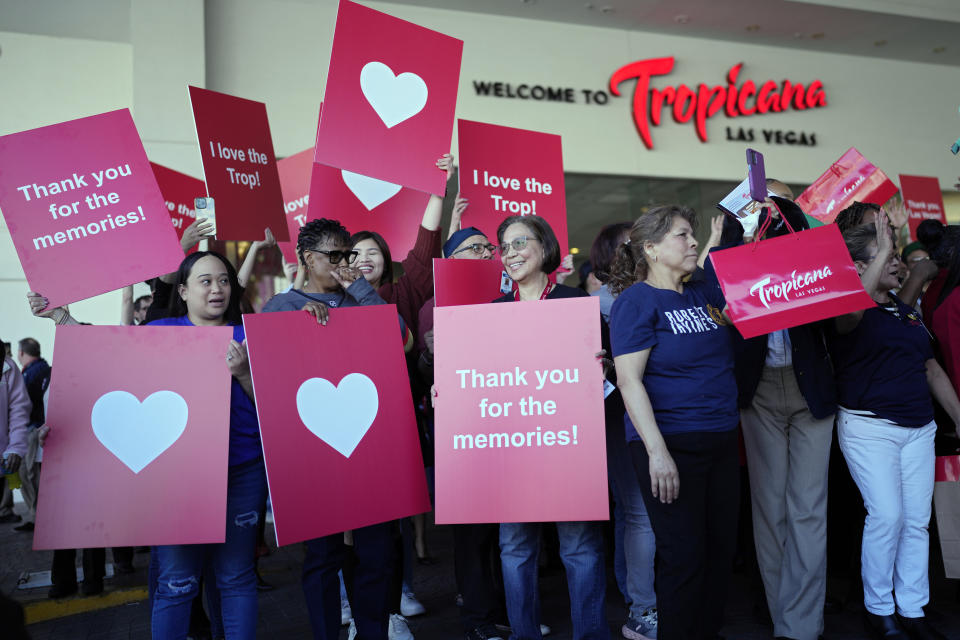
[[710, 196, 837, 419]]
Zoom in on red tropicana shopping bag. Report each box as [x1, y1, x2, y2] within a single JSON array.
[[795, 147, 899, 224], [708, 216, 874, 339]]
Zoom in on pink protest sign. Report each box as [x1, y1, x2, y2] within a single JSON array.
[[433, 297, 608, 524], [433, 258, 505, 307], [314, 0, 463, 195], [243, 306, 430, 545], [189, 86, 288, 241], [306, 160, 429, 256], [458, 120, 569, 254], [34, 324, 233, 549], [899, 175, 947, 241], [0, 109, 185, 309], [277, 148, 315, 264], [150, 162, 205, 245]]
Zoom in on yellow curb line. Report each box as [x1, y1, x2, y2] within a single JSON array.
[[25, 587, 149, 625]]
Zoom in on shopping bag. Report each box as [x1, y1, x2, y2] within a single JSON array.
[[708, 221, 874, 339], [934, 455, 960, 579], [796, 147, 899, 224]]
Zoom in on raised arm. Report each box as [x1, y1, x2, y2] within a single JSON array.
[[697, 215, 724, 268], [614, 349, 679, 504], [27, 292, 80, 326], [120, 285, 134, 325], [160, 219, 215, 284], [238, 228, 276, 288], [835, 211, 891, 334], [420, 154, 455, 232], [448, 194, 468, 239]]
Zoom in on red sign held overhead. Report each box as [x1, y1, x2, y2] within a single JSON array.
[[609, 57, 827, 149], [900, 174, 947, 241]]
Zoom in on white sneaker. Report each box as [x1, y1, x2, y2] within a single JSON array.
[[347, 619, 357, 640], [540, 623, 551, 637], [341, 597, 353, 626], [400, 591, 426, 617], [389, 613, 415, 640]]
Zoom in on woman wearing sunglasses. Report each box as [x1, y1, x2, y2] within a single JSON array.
[[492, 215, 609, 640]]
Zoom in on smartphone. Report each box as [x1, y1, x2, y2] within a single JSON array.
[[746, 148, 766, 202], [194, 196, 217, 238]]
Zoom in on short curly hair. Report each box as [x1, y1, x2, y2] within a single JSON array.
[[297, 219, 351, 266]]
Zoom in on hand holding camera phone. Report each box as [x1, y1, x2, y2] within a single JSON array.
[[194, 197, 217, 239]]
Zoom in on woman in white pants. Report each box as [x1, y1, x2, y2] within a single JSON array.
[[829, 214, 960, 640]]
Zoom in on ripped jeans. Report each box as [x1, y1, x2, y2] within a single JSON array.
[[152, 456, 268, 640]]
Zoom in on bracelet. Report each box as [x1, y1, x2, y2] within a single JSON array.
[[54, 309, 70, 325]]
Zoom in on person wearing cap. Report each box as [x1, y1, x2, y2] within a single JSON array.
[[416, 200, 505, 640]]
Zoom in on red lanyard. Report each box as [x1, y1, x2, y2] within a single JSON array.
[[515, 281, 552, 301]]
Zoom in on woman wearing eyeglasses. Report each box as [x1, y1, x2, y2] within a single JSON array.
[[492, 214, 609, 640], [830, 215, 960, 640], [260, 218, 398, 640]]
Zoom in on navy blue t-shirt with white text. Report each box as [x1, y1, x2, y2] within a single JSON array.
[[610, 280, 738, 441]]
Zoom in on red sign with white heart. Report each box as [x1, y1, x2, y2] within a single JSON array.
[[33, 325, 234, 549], [314, 0, 463, 195], [304, 160, 430, 258], [243, 305, 430, 545]]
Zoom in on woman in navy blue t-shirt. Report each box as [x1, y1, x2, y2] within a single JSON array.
[[149, 251, 267, 640], [830, 216, 960, 639], [608, 205, 739, 640]]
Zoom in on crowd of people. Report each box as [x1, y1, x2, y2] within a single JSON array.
[[2, 156, 960, 640]]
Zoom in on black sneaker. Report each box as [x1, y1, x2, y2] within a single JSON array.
[[896, 614, 947, 640], [48, 582, 78, 599], [81, 579, 103, 596], [622, 608, 658, 640], [466, 626, 504, 640], [0, 513, 22, 524]]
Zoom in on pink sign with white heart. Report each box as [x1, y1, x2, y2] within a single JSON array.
[[243, 305, 430, 545], [305, 160, 429, 257], [33, 325, 234, 549], [314, 0, 463, 195], [433, 296, 609, 524]]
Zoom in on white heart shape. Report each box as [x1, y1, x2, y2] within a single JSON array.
[[91, 390, 188, 474], [359, 61, 428, 128], [296, 373, 378, 458], [341, 170, 402, 210]]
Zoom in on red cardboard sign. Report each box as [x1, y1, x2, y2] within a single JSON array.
[[433, 258, 505, 307], [243, 306, 430, 545], [188, 86, 288, 241], [0, 109, 185, 309], [34, 325, 233, 549], [433, 297, 608, 524], [150, 162, 205, 244], [795, 147, 898, 224], [277, 149, 315, 264], [314, 0, 463, 195], [458, 120, 569, 255], [306, 161, 429, 256], [899, 175, 946, 241]]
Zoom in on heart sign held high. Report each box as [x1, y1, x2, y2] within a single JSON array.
[[33, 325, 233, 550], [315, 0, 462, 195], [244, 305, 430, 546], [304, 161, 429, 260]]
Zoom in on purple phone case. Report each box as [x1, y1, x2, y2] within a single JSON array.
[[747, 148, 766, 201]]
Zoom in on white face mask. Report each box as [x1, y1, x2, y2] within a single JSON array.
[[740, 212, 761, 238]]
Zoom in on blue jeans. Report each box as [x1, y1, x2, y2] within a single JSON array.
[[302, 521, 394, 640], [606, 411, 657, 618], [499, 522, 609, 640], [151, 457, 267, 640]]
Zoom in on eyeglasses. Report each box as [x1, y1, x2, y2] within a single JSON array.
[[308, 249, 359, 265], [453, 242, 497, 257], [498, 236, 538, 254]]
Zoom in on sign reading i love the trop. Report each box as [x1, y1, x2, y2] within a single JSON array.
[[314, 0, 463, 195], [243, 306, 430, 546], [33, 325, 233, 550]]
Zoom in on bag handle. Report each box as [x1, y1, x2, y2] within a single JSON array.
[[752, 200, 795, 250]]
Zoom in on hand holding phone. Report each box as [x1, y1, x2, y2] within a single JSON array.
[[194, 197, 217, 239]]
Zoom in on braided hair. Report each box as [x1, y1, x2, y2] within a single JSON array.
[[835, 201, 881, 234], [296, 219, 351, 266]]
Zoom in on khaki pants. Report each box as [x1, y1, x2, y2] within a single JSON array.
[[741, 366, 834, 640]]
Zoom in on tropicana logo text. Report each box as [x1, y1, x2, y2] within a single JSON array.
[[750, 267, 833, 310], [609, 56, 827, 150]]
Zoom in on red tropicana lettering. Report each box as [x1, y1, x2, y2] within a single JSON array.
[[609, 56, 828, 150]]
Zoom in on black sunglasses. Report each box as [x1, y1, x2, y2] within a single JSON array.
[[308, 249, 359, 265]]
